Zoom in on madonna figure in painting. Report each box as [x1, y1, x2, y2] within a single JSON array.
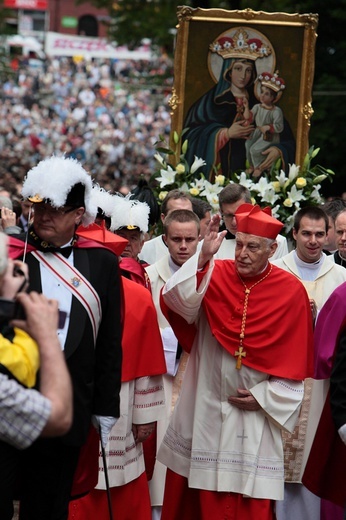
[[183, 28, 295, 180]]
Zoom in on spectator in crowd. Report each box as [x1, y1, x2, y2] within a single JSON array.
[[0, 55, 172, 197], [0, 197, 21, 234], [18, 199, 33, 233], [0, 232, 73, 520]]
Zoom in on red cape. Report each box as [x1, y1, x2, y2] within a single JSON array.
[[121, 276, 166, 382], [76, 222, 128, 256], [162, 260, 313, 380], [201, 261, 313, 379], [120, 257, 151, 291]]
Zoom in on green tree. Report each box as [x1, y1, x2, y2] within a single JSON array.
[[84, 1, 241, 52], [0, 3, 17, 81]]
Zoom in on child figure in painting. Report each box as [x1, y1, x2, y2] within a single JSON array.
[[244, 71, 286, 177]]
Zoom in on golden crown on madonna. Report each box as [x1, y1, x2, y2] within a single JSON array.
[[209, 28, 272, 61]]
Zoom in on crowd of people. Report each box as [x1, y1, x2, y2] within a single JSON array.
[[0, 53, 346, 520], [0, 53, 172, 197]]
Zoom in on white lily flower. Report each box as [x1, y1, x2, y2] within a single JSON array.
[[200, 180, 223, 199], [275, 169, 288, 187], [284, 214, 295, 233], [261, 189, 280, 205], [190, 178, 206, 191], [288, 164, 300, 182], [311, 185, 323, 202], [286, 184, 306, 202], [154, 152, 166, 167], [205, 193, 220, 208], [237, 172, 255, 190], [251, 177, 271, 198], [271, 205, 281, 219], [156, 166, 176, 188], [190, 156, 207, 174], [180, 182, 189, 193]]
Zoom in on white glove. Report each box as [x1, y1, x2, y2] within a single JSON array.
[[338, 424, 346, 445], [92, 415, 118, 447]]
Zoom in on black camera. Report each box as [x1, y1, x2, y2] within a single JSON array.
[[0, 298, 67, 328], [0, 298, 26, 324]]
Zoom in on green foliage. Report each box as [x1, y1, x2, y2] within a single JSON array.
[[0, 3, 18, 81]]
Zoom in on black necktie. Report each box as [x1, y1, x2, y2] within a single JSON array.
[[47, 247, 73, 258]]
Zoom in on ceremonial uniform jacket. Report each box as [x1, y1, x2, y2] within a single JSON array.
[[10, 235, 123, 446]]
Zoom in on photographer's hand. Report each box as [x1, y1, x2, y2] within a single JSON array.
[[11, 292, 59, 344], [11, 292, 73, 437], [1, 259, 29, 299]]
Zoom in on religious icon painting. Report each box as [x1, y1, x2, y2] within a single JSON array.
[[170, 7, 318, 180]]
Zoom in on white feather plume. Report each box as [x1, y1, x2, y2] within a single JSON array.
[[21, 155, 97, 226], [110, 195, 150, 234]]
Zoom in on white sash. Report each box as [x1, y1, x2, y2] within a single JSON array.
[[32, 250, 102, 343]]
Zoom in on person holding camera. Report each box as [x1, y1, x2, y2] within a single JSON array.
[[0, 232, 73, 520]]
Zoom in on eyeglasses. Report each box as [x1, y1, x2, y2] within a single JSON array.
[[33, 205, 77, 217], [222, 213, 236, 220]]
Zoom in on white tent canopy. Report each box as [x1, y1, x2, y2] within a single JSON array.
[[6, 34, 44, 57]]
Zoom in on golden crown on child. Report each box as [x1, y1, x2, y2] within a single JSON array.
[[258, 71, 286, 92]]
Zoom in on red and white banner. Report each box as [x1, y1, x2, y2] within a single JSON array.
[[4, 0, 47, 10], [44, 32, 153, 60]]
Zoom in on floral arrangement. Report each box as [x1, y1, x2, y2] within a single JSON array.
[[150, 132, 334, 235]]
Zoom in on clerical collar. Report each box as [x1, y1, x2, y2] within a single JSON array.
[[225, 230, 236, 240], [293, 250, 324, 281], [235, 261, 270, 284], [335, 251, 346, 267], [28, 226, 76, 253], [169, 255, 182, 274]]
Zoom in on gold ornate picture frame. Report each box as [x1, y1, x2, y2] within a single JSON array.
[[170, 7, 318, 178]]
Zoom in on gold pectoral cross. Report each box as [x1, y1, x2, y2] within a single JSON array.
[[235, 346, 246, 370]]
